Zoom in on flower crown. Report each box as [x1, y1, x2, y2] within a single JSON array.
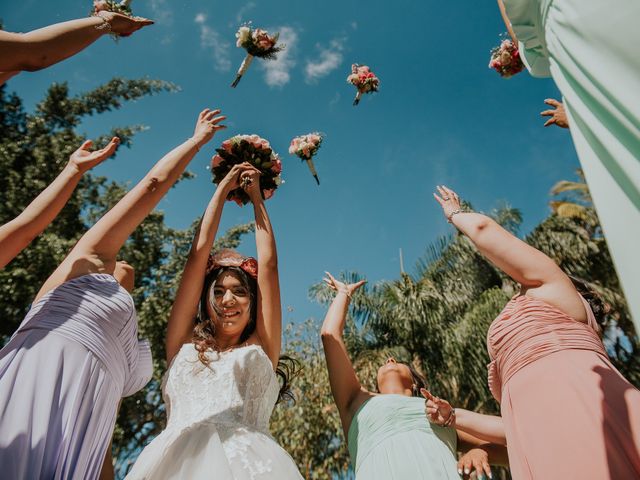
[[206, 250, 258, 279]]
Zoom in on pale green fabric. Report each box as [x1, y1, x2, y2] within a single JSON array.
[[347, 395, 459, 479], [504, 0, 640, 333]]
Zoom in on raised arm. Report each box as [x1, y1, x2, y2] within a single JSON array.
[[433, 185, 586, 321], [422, 388, 507, 445], [496, 0, 518, 44], [0, 14, 153, 73], [165, 164, 248, 364], [36, 108, 226, 301], [0, 138, 119, 269], [320, 272, 370, 436], [243, 169, 282, 367]]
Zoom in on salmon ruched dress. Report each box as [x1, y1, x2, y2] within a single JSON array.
[[487, 294, 640, 479]]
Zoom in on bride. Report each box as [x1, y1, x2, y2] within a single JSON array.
[[126, 163, 302, 479]]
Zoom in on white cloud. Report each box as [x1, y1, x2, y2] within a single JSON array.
[[194, 13, 232, 72], [235, 2, 256, 24], [304, 38, 346, 83], [261, 26, 297, 88], [149, 0, 173, 25]]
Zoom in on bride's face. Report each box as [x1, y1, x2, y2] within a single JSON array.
[[208, 270, 252, 336]]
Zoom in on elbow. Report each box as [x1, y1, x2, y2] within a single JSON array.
[[320, 329, 340, 341], [470, 215, 493, 238]]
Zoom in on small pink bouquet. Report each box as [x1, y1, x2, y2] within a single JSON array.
[[347, 64, 379, 106], [211, 134, 283, 205], [231, 24, 285, 88], [489, 37, 524, 78], [289, 133, 324, 185]]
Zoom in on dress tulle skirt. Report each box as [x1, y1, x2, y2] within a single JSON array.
[[0, 329, 120, 480], [126, 420, 303, 479]]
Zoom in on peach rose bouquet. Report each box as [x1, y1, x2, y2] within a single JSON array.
[[211, 134, 283, 205], [289, 133, 324, 185], [489, 37, 524, 78], [347, 64, 379, 106], [231, 24, 285, 87]]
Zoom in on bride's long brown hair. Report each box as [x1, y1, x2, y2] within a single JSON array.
[[192, 265, 299, 403]]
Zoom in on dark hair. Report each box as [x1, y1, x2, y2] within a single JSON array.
[[408, 364, 428, 397], [569, 275, 609, 328], [192, 265, 298, 403]]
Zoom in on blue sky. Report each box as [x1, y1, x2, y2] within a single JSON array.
[[1, 0, 580, 327]]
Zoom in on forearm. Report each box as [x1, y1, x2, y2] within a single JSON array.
[[320, 293, 351, 338], [455, 409, 507, 445], [252, 196, 277, 267], [0, 163, 83, 268], [0, 18, 105, 72], [497, 0, 518, 44]]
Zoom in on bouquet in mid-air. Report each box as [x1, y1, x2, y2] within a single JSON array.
[[231, 24, 285, 87], [489, 37, 524, 78], [347, 64, 379, 106], [289, 133, 324, 185], [211, 134, 283, 205]]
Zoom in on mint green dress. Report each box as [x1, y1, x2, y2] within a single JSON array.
[[347, 395, 459, 479], [502, 0, 640, 332]]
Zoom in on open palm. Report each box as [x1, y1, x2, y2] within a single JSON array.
[[68, 137, 119, 173]]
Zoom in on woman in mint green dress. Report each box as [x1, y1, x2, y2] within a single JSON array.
[[497, 0, 640, 333], [320, 272, 508, 479]]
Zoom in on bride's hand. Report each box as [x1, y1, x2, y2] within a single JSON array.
[[218, 162, 254, 194], [323, 271, 366, 299], [239, 166, 263, 202]]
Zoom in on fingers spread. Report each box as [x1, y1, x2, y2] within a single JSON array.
[[540, 109, 554, 116], [543, 118, 556, 127], [544, 98, 560, 107]]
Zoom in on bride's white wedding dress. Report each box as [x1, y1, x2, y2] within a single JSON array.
[[126, 343, 303, 479]]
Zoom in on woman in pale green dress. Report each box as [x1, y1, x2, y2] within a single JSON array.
[[320, 273, 508, 479], [497, 0, 640, 332]]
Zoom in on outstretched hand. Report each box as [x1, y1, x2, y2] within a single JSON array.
[[192, 108, 227, 150], [421, 388, 455, 427], [433, 185, 462, 221], [323, 271, 366, 299], [540, 98, 569, 129], [457, 448, 493, 480], [68, 137, 119, 173], [95, 10, 154, 37]]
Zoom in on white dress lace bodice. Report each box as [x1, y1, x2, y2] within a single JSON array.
[[163, 343, 280, 433], [126, 343, 302, 479]]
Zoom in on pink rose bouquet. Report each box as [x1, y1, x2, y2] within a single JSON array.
[[211, 134, 283, 205], [489, 37, 524, 78], [289, 132, 324, 185], [347, 64, 379, 106], [231, 24, 285, 88], [91, 0, 135, 38]]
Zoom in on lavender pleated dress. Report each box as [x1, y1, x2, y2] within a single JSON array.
[[0, 273, 153, 480]]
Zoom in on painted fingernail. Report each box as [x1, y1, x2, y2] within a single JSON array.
[[457, 469, 463, 476], [465, 468, 470, 474]]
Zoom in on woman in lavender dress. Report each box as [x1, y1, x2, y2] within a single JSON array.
[[0, 108, 227, 479]]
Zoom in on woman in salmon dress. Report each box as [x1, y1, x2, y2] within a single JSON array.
[[423, 185, 640, 479]]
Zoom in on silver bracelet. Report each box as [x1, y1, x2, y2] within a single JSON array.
[[94, 13, 112, 33], [447, 209, 463, 223]]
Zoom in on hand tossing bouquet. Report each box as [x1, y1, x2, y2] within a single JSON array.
[[489, 37, 524, 78], [211, 134, 283, 205], [231, 24, 285, 88], [347, 64, 379, 106], [289, 133, 324, 185]]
